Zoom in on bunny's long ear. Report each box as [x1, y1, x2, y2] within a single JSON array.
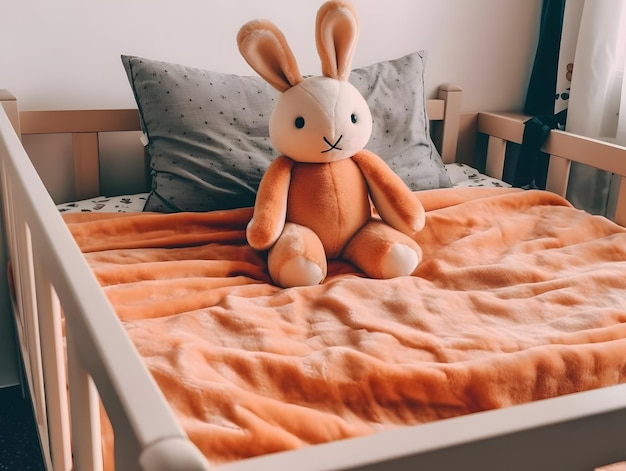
[[238, 20, 303, 92], [316, 1, 359, 81]]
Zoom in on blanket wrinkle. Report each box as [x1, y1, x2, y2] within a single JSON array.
[[64, 187, 626, 468], [68, 207, 253, 253]]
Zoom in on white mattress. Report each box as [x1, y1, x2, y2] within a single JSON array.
[[56, 164, 510, 214]]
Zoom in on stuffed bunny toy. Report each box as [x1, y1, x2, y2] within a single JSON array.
[[237, 0, 425, 288]]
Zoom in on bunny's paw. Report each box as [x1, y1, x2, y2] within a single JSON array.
[[268, 222, 328, 288]]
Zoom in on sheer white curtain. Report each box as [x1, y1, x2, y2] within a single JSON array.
[[562, 0, 626, 216], [560, 0, 626, 215]]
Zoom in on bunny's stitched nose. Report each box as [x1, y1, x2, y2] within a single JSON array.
[[322, 135, 343, 153]]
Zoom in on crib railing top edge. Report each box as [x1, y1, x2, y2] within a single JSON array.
[[19, 109, 141, 135]]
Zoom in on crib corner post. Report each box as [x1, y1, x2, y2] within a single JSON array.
[[0, 90, 21, 138], [437, 84, 462, 164]]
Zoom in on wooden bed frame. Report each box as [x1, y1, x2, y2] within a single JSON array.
[[1, 85, 626, 470]]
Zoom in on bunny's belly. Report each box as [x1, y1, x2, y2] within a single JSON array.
[[286, 159, 371, 258]]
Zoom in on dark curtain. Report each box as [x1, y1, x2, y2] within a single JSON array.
[[514, 0, 566, 189], [525, 0, 567, 116]]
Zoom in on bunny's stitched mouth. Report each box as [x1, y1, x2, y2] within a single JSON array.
[[322, 135, 343, 153]]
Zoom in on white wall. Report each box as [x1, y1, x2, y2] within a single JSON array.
[[2, 0, 541, 112]]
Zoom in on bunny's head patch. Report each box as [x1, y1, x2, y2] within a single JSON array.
[[238, 1, 372, 163]]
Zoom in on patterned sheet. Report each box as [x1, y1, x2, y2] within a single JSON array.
[[56, 164, 510, 214], [444, 163, 511, 188], [57, 194, 148, 213]]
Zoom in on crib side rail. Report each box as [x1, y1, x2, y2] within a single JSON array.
[[477, 111, 626, 227], [0, 98, 209, 470]]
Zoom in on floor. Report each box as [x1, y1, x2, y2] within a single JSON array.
[[0, 385, 45, 470]]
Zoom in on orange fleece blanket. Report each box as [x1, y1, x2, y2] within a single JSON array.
[[63, 187, 626, 466]]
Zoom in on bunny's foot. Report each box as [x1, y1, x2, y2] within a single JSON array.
[[343, 220, 422, 279], [268, 222, 327, 288], [378, 242, 420, 278]]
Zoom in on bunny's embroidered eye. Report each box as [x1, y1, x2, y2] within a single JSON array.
[[294, 116, 305, 129], [351, 113, 358, 124]]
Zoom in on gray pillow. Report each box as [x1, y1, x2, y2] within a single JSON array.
[[122, 52, 450, 212], [122, 55, 275, 212]]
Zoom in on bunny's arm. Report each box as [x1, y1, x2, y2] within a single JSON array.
[[246, 155, 294, 250], [352, 149, 426, 235]]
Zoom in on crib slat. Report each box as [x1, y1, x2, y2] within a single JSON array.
[[72, 132, 100, 200], [33, 259, 72, 470], [614, 176, 626, 227], [485, 135, 506, 180], [13, 221, 49, 436], [545, 155, 571, 197], [66, 322, 104, 471]]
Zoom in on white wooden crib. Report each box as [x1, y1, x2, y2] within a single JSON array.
[[2, 84, 626, 471]]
